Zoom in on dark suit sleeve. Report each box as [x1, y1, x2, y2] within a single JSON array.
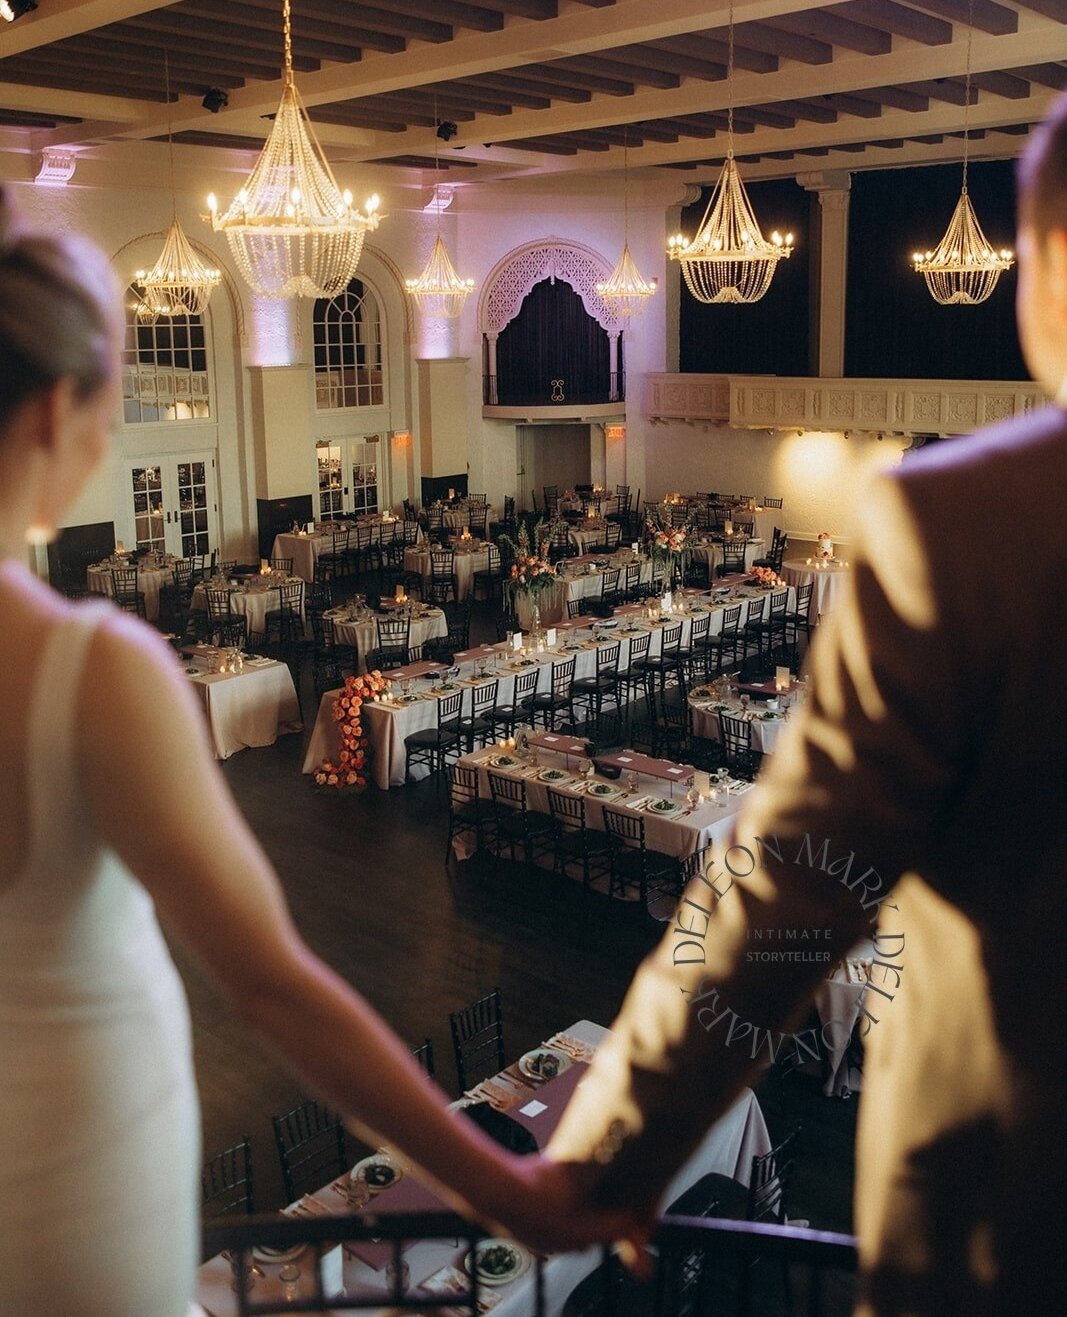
[[547, 474, 963, 1208]]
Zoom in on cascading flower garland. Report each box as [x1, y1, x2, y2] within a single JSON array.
[[312, 669, 390, 790]]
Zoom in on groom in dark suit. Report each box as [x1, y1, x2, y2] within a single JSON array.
[[533, 94, 1067, 1315]]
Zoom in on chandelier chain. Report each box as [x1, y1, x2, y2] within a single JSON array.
[[962, 0, 973, 194], [727, 5, 735, 158], [283, 0, 293, 88]]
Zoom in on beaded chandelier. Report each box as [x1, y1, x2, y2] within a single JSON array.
[[405, 111, 475, 319], [596, 134, 658, 317], [666, 11, 793, 304], [206, 0, 381, 299], [912, 1, 1013, 305], [135, 53, 220, 320]]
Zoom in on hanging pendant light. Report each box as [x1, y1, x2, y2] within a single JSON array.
[[667, 8, 793, 304], [405, 109, 475, 318], [135, 52, 220, 321], [206, 0, 381, 299], [913, 1, 1013, 305], [597, 131, 658, 317]]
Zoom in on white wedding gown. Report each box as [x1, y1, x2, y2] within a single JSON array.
[[0, 598, 200, 1314]]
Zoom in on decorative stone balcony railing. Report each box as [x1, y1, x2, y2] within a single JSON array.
[[645, 373, 1045, 436]]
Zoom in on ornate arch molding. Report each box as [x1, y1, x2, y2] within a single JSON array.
[[479, 237, 621, 335], [111, 231, 246, 342]]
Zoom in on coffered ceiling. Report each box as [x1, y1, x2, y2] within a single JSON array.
[[2, 0, 1065, 186]]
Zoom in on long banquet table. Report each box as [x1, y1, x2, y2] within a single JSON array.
[[303, 584, 790, 788], [196, 1019, 771, 1317]]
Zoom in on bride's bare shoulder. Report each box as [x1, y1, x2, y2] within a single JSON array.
[[0, 561, 71, 654]]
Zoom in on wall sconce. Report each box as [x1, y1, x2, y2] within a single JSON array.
[[604, 424, 626, 442], [391, 430, 411, 445]]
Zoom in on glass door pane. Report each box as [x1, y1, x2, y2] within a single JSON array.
[[176, 460, 211, 557], [351, 442, 378, 515], [316, 443, 345, 517], [130, 465, 166, 552]]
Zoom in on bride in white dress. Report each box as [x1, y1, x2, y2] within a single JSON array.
[[0, 194, 641, 1313]]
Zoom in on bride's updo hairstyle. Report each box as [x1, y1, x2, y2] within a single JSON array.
[[0, 186, 121, 436]]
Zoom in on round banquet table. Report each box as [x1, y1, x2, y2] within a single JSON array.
[[86, 560, 171, 622], [781, 558, 852, 622]]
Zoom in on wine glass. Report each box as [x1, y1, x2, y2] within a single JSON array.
[[686, 782, 701, 812], [400, 675, 412, 701], [624, 770, 639, 795], [739, 693, 750, 715]]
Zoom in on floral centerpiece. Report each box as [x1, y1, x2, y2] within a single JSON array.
[[749, 565, 781, 588], [646, 505, 693, 583], [498, 518, 560, 610], [311, 670, 390, 791]]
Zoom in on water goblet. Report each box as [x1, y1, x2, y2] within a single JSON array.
[[279, 1264, 301, 1302], [686, 783, 701, 812], [624, 770, 639, 795], [400, 676, 412, 701]]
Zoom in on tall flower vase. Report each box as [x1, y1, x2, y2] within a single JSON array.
[[532, 604, 541, 632]]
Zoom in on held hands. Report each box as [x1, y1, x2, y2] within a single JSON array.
[[488, 1154, 655, 1266]]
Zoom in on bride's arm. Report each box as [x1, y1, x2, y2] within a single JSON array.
[[76, 615, 641, 1251]]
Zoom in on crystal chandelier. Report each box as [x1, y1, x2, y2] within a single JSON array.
[[405, 112, 475, 318], [206, 0, 381, 299], [913, 1, 1013, 305], [135, 53, 220, 321], [596, 133, 658, 317], [666, 10, 793, 304]]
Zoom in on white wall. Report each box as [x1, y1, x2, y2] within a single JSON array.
[[642, 423, 909, 547]]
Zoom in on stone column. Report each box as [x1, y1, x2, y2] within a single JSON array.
[[799, 171, 851, 378]]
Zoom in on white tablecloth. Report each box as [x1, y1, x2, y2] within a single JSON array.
[[781, 558, 851, 622], [272, 530, 334, 583], [196, 1019, 770, 1317], [87, 562, 171, 622], [404, 546, 489, 601], [516, 554, 653, 627], [691, 537, 765, 578], [191, 578, 304, 640], [186, 658, 302, 759], [324, 606, 448, 674], [730, 505, 780, 545]]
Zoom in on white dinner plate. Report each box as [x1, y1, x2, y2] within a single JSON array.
[[350, 1153, 402, 1193], [517, 1046, 571, 1081], [464, 1239, 532, 1286], [252, 1243, 305, 1264]]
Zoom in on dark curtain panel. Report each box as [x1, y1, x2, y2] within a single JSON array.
[[495, 278, 612, 405], [845, 160, 1024, 380], [679, 176, 810, 376]]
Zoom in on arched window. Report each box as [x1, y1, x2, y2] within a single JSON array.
[[313, 278, 384, 409], [121, 287, 211, 424]]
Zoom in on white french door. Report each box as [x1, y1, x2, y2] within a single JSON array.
[[314, 438, 381, 518], [125, 453, 218, 558]]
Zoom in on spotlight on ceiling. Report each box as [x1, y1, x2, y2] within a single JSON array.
[[1, 1, 38, 23], [202, 88, 229, 114], [435, 120, 458, 142]]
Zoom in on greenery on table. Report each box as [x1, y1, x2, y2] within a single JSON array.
[[497, 518, 561, 608]]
